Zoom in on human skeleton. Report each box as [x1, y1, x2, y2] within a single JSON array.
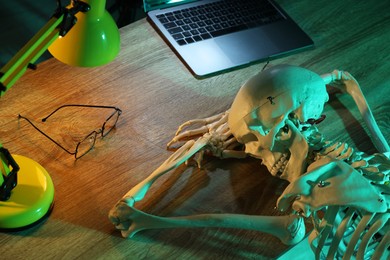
[[109, 65, 389, 259]]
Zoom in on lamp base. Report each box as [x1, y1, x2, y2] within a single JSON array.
[[0, 155, 54, 230]]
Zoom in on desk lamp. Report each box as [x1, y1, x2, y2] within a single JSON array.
[[0, 0, 120, 230]]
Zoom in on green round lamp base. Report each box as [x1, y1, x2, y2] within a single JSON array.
[[0, 155, 54, 230]]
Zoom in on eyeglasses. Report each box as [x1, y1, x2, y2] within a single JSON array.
[[18, 104, 122, 159]]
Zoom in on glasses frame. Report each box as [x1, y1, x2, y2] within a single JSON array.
[[18, 105, 122, 159]]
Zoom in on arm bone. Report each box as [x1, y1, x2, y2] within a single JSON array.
[[122, 136, 210, 205], [321, 70, 390, 153], [115, 204, 306, 246]]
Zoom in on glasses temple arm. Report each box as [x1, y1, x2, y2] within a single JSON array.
[[18, 115, 75, 156], [42, 104, 121, 122]]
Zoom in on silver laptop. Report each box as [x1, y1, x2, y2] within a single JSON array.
[[145, 0, 314, 78]]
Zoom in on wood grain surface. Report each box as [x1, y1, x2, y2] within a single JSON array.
[[0, 0, 389, 259]]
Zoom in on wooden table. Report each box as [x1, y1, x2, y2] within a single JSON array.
[[1, 0, 389, 259]]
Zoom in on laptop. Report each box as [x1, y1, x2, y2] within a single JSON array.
[[144, 0, 314, 78]]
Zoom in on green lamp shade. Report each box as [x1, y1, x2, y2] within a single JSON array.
[[49, 0, 120, 67]]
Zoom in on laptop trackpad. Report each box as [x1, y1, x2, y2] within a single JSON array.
[[215, 29, 278, 64]]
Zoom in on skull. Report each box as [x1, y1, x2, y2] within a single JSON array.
[[228, 65, 329, 182]]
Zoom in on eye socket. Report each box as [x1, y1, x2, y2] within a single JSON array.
[[288, 112, 296, 119], [282, 124, 289, 133]]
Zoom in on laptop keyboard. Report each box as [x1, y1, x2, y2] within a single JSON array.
[[155, 0, 285, 46]]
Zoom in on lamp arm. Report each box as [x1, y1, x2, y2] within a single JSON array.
[[0, 0, 91, 96], [0, 16, 64, 95], [0, 146, 20, 201]]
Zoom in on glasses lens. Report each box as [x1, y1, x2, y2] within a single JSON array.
[[102, 110, 120, 137], [76, 132, 96, 159]]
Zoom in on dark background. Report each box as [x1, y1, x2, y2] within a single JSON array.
[[0, 0, 146, 67]]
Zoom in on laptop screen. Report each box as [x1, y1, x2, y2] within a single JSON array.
[[144, 0, 198, 12]]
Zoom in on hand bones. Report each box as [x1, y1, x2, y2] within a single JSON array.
[[109, 64, 389, 258]]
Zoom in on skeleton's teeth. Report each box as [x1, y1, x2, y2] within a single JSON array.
[[270, 154, 289, 176]]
